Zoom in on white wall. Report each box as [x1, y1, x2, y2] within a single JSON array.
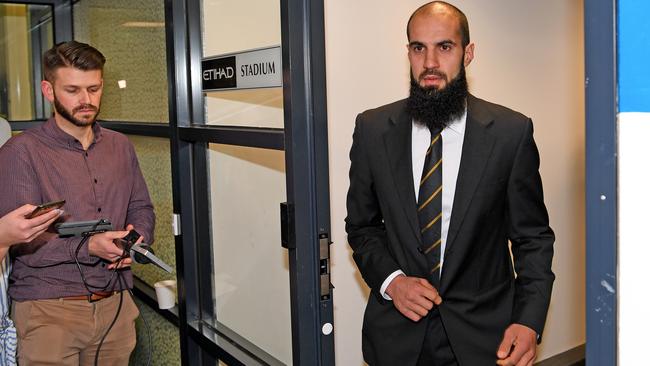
[[324, 1, 585, 364], [619, 113, 650, 365]]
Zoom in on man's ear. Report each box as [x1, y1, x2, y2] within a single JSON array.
[[41, 80, 54, 103], [464, 43, 475, 67]]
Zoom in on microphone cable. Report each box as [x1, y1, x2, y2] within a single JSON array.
[[68, 226, 152, 366], [73, 233, 123, 294], [92, 251, 153, 366]]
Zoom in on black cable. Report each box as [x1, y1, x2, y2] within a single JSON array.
[[73, 234, 123, 294], [127, 285, 153, 366], [94, 272, 124, 366], [92, 271, 152, 366], [47, 220, 145, 365], [67, 225, 151, 366]]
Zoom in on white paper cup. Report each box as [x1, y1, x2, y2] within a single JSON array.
[[154, 280, 177, 310]]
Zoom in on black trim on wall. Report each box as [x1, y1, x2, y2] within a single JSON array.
[[100, 122, 170, 138], [178, 125, 284, 150], [9, 120, 46, 130], [10, 120, 171, 138], [584, 1, 617, 365]]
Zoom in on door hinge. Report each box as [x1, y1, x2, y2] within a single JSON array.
[[319, 233, 333, 299], [280, 202, 295, 249], [172, 213, 181, 236]]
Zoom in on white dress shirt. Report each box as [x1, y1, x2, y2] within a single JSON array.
[[380, 110, 467, 299]]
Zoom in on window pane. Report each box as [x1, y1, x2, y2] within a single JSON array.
[[127, 135, 176, 289], [205, 88, 283, 128], [208, 143, 291, 364], [203, 0, 283, 128], [0, 3, 53, 121], [74, 0, 169, 123]]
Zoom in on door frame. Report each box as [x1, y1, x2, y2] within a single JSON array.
[[166, 0, 334, 364], [584, 1, 617, 365]]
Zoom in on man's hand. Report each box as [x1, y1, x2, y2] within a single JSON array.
[[385, 274, 441, 322], [125, 224, 144, 244], [88, 230, 132, 269], [0, 204, 62, 248], [496, 323, 537, 366]]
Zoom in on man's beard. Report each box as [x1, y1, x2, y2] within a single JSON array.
[[53, 93, 99, 127], [406, 64, 469, 132]]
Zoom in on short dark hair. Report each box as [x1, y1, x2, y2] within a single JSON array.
[[43, 41, 106, 82], [407, 1, 470, 48]]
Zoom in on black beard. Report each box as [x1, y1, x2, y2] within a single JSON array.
[[406, 65, 469, 132], [53, 93, 99, 127]]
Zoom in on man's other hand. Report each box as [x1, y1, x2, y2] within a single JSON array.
[[385, 274, 442, 322], [88, 230, 131, 268], [125, 224, 144, 244], [496, 323, 537, 366]]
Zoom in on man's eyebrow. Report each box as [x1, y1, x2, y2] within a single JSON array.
[[408, 41, 425, 47], [436, 39, 456, 46], [408, 39, 457, 48]]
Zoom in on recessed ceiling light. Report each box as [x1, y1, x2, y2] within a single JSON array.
[[121, 21, 164, 28]]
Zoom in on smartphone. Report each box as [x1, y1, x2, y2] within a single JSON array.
[[26, 200, 65, 219]]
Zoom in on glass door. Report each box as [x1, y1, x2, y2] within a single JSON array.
[[167, 0, 333, 364]]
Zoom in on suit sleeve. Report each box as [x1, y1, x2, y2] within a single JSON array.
[[506, 119, 555, 340], [345, 115, 401, 301]]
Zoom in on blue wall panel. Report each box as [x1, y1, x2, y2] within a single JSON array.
[[619, 0, 650, 112]]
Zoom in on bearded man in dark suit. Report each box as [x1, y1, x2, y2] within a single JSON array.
[[345, 2, 555, 365]]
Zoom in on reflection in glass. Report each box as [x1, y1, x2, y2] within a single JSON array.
[[202, 0, 281, 56], [0, 3, 53, 121], [206, 88, 284, 128], [74, 0, 169, 123], [202, 0, 283, 129], [127, 135, 176, 288], [209, 143, 291, 364]]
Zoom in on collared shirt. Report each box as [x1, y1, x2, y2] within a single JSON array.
[[0, 118, 155, 301], [380, 110, 467, 299]]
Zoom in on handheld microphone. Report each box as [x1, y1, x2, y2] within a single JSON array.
[[118, 230, 173, 273], [130, 243, 173, 273]]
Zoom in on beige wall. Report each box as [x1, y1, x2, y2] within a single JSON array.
[[1, 4, 34, 120], [74, 0, 169, 123], [325, 1, 585, 364]]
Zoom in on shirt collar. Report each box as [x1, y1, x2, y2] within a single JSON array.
[[42, 117, 103, 151], [445, 108, 467, 136], [411, 107, 467, 136]]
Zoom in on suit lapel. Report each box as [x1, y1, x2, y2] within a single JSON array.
[[383, 103, 422, 247], [445, 96, 496, 255]]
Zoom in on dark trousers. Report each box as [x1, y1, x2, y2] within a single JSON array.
[[416, 308, 458, 366]]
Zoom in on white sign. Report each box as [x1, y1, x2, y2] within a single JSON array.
[[201, 46, 282, 91]]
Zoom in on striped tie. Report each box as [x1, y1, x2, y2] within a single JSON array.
[[417, 129, 442, 287]]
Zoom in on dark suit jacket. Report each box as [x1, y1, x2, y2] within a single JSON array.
[[345, 95, 555, 366]]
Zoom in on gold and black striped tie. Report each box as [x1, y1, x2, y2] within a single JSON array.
[[417, 128, 442, 287]]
